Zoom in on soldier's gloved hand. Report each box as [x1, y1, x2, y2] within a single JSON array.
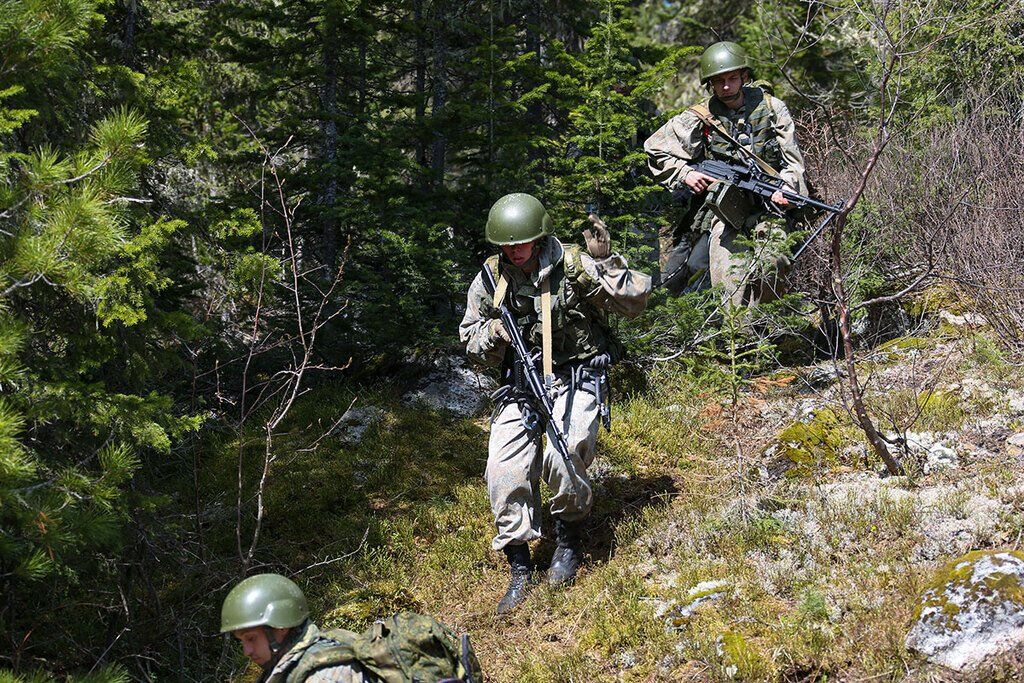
[[489, 319, 512, 344], [584, 213, 611, 259], [588, 352, 612, 369]]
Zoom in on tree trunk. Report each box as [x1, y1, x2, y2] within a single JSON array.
[[414, 0, 428, 171], [121, 0, 138, 66], [319, 25, 341, 274], [830, 213, 904, 476], [524, 0, 544, 175], [430, 0, 448, 188]]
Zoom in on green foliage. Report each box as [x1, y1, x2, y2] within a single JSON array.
[[0, 0, 199, 673], [544, 0, 684, 267]]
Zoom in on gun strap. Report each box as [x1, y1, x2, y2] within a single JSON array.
[[689, 103, 781, 179], [492, 269, 510, 308], [541, 277, 554, 385]]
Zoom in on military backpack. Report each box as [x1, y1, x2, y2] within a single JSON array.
[[290, 612, 483, 683]]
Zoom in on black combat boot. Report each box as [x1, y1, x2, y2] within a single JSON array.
[[496, 543, 532, 615], [547, 517, 583, 586]]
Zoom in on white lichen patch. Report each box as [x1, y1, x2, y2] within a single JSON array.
[[905, 550, 1024, 671], [403, 354, 496, 416]]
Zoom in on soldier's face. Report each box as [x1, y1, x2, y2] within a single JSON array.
[[501, 239, 540, 270], [233, 626, 290, 666], [234, 627, 273, 665], [710, 70, 746, 107]]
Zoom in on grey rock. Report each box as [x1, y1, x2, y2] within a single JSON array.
[[906, 550, 1024, 671], [404, 355, 497, 417], [333, 406, 383, 446], [1006, 433, 1024, 457], [802, 365, 845, 390], [663, 579, 731, 630]]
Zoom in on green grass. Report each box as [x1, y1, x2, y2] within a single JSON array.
[[201, 327, 1024, 682]]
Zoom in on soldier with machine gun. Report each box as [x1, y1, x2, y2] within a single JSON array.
[[645, 41, 822, 307]]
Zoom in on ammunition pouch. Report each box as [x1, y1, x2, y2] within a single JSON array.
[[708, 181, 757, 231]]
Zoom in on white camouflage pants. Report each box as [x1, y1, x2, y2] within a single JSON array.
[[486, 379, 600, 551]]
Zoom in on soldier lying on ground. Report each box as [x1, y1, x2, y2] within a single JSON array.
[[222, 573, 481, 682]]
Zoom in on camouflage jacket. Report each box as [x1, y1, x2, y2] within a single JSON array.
[[644, 86, 808, 198], [460, 236, 651, 370], [260, 622, 373, 683]]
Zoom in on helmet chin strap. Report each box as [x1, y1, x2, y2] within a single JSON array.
[[262, 625, 290, 669], [265, 626, 284, 654]]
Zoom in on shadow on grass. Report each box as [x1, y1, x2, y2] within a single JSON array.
[[534, 472, 679, 572]]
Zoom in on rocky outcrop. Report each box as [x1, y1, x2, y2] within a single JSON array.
[[906, 550, 1024, 671], [403, 355, 496, 417]]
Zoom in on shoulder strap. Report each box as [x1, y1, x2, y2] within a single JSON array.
[[688, 101, 781, 178], [285, 633, 362, 683], [540, 277, 553, 384], [480, 255, 509, 308]]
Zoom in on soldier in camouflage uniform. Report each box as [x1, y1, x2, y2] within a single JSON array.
[[221, 574, 373, 682], [645, 41, 808, 307], [460, 193, 651, 614]]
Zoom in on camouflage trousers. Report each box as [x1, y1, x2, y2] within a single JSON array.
[[709, 215, 789, 308], [486, 379, 599, 551]]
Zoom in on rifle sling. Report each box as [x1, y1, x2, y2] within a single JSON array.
[[689, 103, 781, 179], [486, 263, 553, 386], [491, 269, 510, 309]]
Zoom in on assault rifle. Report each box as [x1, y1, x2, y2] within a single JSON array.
[[662, 159, 845, 290], [675, 158, 844, 216], [480, 265, 584, 496]]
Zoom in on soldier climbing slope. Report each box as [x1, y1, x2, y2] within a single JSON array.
[[459, 193, 651, 614], [645, 41, 809, 307]]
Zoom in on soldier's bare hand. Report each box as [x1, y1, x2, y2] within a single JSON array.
[[684, 170, 718, 193], [583, 213, 611, 259], [489, 319, 512, 344], [770, 190, 790, 207]]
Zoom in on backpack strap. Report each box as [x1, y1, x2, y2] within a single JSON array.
[[285, 631, 364, 682], [540, 277, 553, 385]]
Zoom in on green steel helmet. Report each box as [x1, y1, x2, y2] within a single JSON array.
[[699, 41, 749, 84], [220, 573, 309, 633], [485, 193, 553, 245]]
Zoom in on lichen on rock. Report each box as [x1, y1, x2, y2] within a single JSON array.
[[905, 549, 1024, 671]]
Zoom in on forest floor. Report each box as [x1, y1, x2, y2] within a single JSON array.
[[217, 309, 1024, 682]]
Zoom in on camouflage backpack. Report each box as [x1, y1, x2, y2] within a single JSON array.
[[290, 612, 483, 683]]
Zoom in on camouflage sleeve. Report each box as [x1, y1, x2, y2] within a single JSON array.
[[643, 109, 705, 192], [458, 270, 507, 367], [578, 252, 652, 320], [770, 98, 808, 196], [305, 664, 375, 683]]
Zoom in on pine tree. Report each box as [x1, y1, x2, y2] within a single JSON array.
[[1, 0, 196, 669], [543, 0, 684, 266]]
